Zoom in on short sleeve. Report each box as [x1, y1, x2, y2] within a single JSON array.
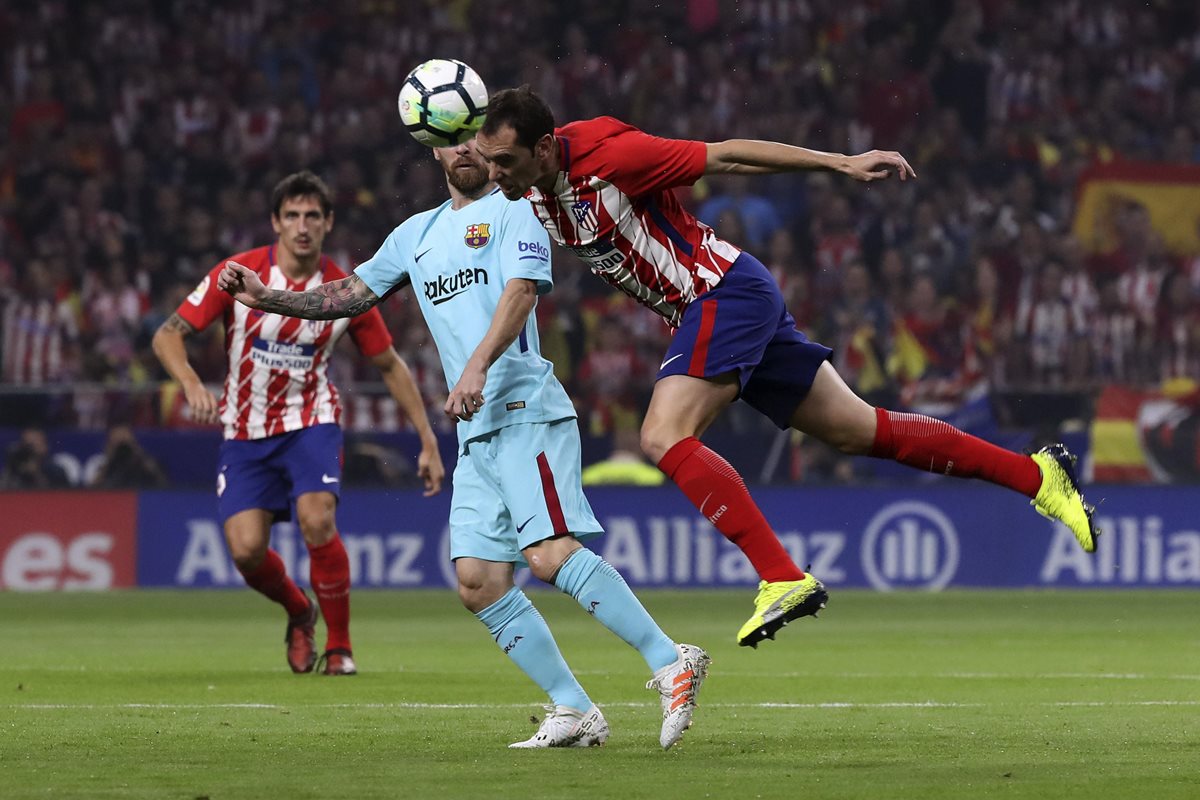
[[355, 224, 414, 301], [498, 199, 554, 293], [591, 122, 706, 196], [348, 306, 393, 358], [176, 263, 232, 331]]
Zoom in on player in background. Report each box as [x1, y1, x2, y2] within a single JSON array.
[[218, 140, 709, 750], [152, 171, 445, 676], [473, 86, 1100, 648]]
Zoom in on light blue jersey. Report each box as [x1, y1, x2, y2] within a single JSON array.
[[355, 189, 576, 450]]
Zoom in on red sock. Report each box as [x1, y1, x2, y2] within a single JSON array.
[[870, 408, 1041, 497], [308, 534, 352, 653], [658, 437, 804, 583], [239, 550, 309, 617]]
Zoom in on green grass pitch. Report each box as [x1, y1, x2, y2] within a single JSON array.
[[3, 589, 1198, 799]]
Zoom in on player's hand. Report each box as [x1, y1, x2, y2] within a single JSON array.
[[842, 150, 916, 182], [417, 444, 445, 497], [444, 366, 487, 422], [182, 379, 219, 424], [216, 260, 269, 307]]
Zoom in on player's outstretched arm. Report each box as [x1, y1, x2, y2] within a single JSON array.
[[217, 261, 382, 319], [705, 139, 916, 182], [444, 278, 538, 422], [371, 347, 446, 497]]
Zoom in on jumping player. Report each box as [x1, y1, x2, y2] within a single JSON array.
[[152, 171, 445, 676], [217, 140, 709, 750], [473, 86, 1100, 648]]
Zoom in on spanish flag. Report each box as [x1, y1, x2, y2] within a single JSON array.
[[1090, 380, 1200, 483], [1072, 162, 1200, 256], [1090, 385, 1153, 483]]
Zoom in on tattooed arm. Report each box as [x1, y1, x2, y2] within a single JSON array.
[[216, 260, 381, 319], [152, 312, 220, 424]]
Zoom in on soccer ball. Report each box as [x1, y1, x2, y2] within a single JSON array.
[[398, 59, 488, 148]]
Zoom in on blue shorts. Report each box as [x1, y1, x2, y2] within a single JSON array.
[[450, 419, 602, 567], [657, 252, 833, 429], [217, 423, 343, 523]]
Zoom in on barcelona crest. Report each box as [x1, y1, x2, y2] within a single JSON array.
[[464, 223, 491, 249]]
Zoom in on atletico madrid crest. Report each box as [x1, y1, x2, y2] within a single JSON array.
[[464, 223, 491, 248], [571, 200, 599, 233]]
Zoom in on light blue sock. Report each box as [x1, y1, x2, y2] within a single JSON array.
[[475, 587, 592, 712], [554, 548, 679, 673]]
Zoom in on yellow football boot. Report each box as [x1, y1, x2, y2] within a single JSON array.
[[1031, 443, 1099, 553], [736, 574, 828, 648]]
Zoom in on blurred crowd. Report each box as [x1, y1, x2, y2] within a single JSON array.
[[2, 0, 1199, 438]]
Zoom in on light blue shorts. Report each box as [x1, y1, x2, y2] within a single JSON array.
[[450, 418, 603, 566]]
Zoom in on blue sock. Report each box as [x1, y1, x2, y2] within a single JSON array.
[[554, 548, 678, 673], [475, 587, 592, 712]]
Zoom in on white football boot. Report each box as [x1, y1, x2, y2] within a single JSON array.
[[508, 704, 610, 748], [646, 643, 711, 749]]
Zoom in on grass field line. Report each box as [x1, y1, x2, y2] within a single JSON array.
[[11, 665, 1200, 682], [10, 699, 1200, 711], [573, 670, 1200, 681]]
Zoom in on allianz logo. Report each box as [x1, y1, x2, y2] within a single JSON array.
[[861, 501, 960, 591], [172, 505, 1200, 590], [175, 521, 426, 586], [1041, 514, 1200, 584]]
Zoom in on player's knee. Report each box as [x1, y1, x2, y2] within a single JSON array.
[[826, 426, 872, 455], [456, 581, 485, 613], [457, 578, 505, 614], [524, 538, 580, 584], [527, 554, 559, 584], [455, 561, 507, 613], [297, 511, 336, 546], [230, 548, 266, 574], [829, 413, 877, 455], [638, 423, 673, 465]]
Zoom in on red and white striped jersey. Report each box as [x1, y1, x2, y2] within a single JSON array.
[[526, 117, 741, 328], [1, 295, 78, 384], [176, 245, 392, 441]]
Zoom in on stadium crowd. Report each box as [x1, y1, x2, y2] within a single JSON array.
[[2, 0, 1199, 440]]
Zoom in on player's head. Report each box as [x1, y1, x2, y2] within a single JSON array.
[[270, 170, 334, 261], [476, 86, 556, 200], [432, 137, 491, 197]]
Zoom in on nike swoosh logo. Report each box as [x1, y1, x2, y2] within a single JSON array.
[[415, 247, 433, 262], [660, 353, 684, 371], [431, 288, 470, 305], [698, 492, 712, 517], [516, 514, 536, 533], [321, 474, 339, 484]]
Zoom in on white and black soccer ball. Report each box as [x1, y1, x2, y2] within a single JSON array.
[[398, 59, 488, 148]]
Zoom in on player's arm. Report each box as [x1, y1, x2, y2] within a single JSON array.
[[217, 261, 381, 319], [444, 278, 538, 422], [704, 139, 916, 182], [370, 347, 445, 497], [151, 312, 219, 424]]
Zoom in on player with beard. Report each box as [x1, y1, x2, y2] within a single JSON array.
[[470, 86, 1100, 648], [217, 140, 710, 750], [153, 170, 446, 676]]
